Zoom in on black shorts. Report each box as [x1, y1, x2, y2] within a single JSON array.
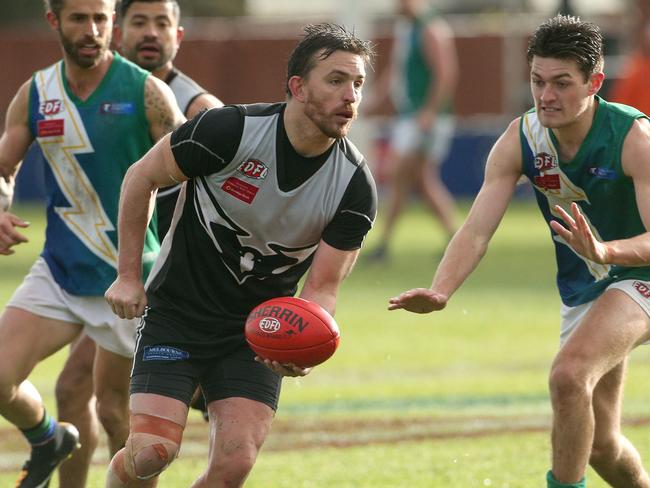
[[130, 308, 282, 411]]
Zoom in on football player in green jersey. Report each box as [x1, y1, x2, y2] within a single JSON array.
[[52, 1, 222, 485], [390, 14, 650, 488]]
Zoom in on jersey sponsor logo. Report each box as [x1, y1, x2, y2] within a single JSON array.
[[143, 345, 190, 361], [633, 281, 650, 299], [37, 119, 65, 137], [259, 317, 281, 333], [249, 306, 310, 332], [534, 174, 561, 190], [237, 159, 269, 180], [99, 102, 135, 115], [222, 177, 259, 204], [588, 167, 616, 180], [39, 99, 64, 116], [533, 152, 561, 190], [534, 152, 557, 171]]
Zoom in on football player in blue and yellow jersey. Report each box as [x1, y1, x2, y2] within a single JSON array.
[[0, 0, 184, 486]]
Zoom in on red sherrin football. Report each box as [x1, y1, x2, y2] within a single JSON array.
[[245, 296, 340, 368]]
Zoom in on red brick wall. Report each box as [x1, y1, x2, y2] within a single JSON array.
[[0, 26, 510, 120]]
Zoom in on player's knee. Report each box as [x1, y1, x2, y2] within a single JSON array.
[[108, 446, 175, 487], [124, 440, 178, 480], [96, 386, 130, 437], [548, 361, 589, 402], [55, 372, 89, 415], [122, 414, 183, 480], [96, 399, 128, 438], [212, 443, 259, 483]]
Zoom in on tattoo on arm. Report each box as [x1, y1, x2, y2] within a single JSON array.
[[145, 79, 183, 141]]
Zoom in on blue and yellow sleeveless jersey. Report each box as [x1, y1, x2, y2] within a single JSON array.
[[28, 52, 159, 295]]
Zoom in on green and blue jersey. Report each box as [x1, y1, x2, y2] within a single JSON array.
[[520, 96, 650, 306], [28, 52, 159, 295], [391, 10, 452, 115]]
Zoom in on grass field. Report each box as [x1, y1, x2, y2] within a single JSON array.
[[1, 199, 650, 487]]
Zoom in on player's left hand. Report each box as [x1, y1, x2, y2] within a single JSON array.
[[550, 203, 611, 264], [0, 211, 29, 255], [255, 357, 311, 377]]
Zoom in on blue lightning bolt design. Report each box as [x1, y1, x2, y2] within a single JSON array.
[[36, 65, 118, 267]]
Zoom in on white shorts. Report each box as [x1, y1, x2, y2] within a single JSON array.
[[560, 279, 650, 345], [6, 257, 137, 357], [390, 114, 455, 163]]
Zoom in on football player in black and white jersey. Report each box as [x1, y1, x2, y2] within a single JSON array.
[[104, 23, 376, 487], [52, 1, 223, 486]]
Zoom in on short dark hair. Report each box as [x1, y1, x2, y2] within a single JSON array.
[[527, 14, 603, 81], [286, 23, 375, 97], [117, 0, 180, 23]]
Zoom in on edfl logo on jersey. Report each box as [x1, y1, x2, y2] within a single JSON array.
[[237, 159, 269, 180]]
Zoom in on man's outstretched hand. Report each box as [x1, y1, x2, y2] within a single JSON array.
[[388, 288, 448, 314]]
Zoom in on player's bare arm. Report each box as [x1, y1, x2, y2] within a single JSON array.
[[0, 80, 34, 254], [389, 118, 523, 313], [144, 75, 186, 142], [185, 93, 224, 120], [0, 80, 33, 179], [105, 134, 187, 319], [0, 82, 30, 206], [258, 242, 359, 377], [418, 19, 458, 130], [550, 117, 650, 266], [300, 240, 360, 316]]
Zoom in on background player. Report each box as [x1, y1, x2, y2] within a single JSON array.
[[52, 1, 222, 484], [365, 0, 459, 261], [115, 0, 224, 240], [0, 0, 184, 486]]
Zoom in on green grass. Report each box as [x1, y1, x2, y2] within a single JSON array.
[[2, 200, 650, 487], [248, 424, 650, 488]]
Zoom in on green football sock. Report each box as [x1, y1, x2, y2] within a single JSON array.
[[547, 470, 585, 488], [20, 409, 57, 446]]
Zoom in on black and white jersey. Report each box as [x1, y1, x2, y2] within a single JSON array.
[[156, 69, 209, 240], [166, 69, 207, 115], [146, 103, 377, 333]]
